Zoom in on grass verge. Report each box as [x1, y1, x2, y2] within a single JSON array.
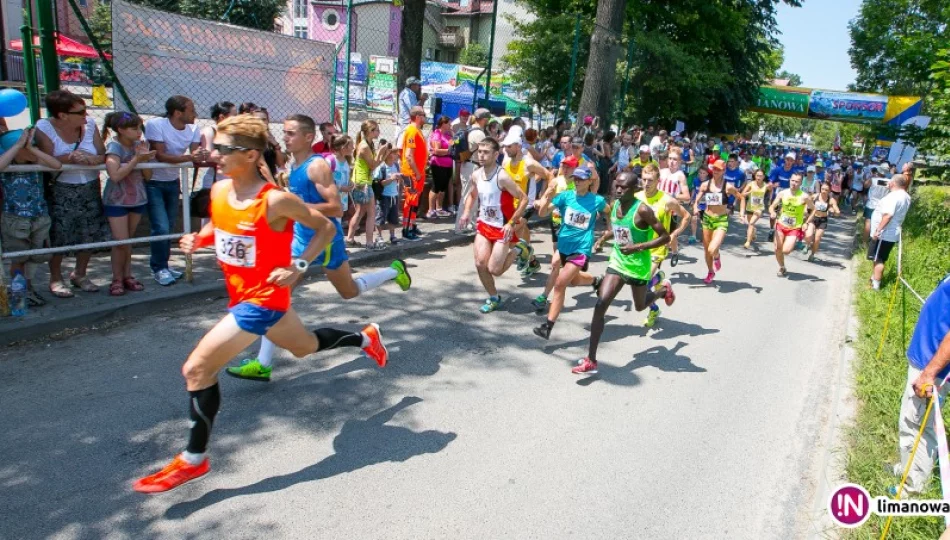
[[846, 186, 950, 539]]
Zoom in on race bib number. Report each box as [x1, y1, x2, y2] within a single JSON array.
[[612, 225, 632, 246], [780, 215, 797, 227], [215, 229, 256, 267], [750, 196, 764, 207], [563, 207, 592, 230], [815, 201, 828, 212], [478, 205, 503, 227], [704, 192, 723, 206]]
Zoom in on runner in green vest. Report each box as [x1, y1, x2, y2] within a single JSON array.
[[768, 173, 814, 277], [574, 171, 675, 375]]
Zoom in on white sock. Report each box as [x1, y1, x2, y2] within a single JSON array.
[[355, 268, 398, 295], [872, 279, 881, 290], [258, 337, 276, 368], [180, 451, 205, 465]]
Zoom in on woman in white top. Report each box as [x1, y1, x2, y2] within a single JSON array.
[[34, 90, 108, 298]]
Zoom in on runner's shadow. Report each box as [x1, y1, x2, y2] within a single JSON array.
[[671, 272, 764, 294], [164, 396, 455, 520], [806, 258, 846, 270], [543, 316, 645, 354], [785, 271, 826, 282], [627, 342, 706, 373], [648, 319, 719, 341]]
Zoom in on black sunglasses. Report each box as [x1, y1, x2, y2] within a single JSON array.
[[213, 143, 255, 155], [66, 108, 87, 116]]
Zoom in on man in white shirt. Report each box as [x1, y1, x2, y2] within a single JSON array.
[[612, 132, 633, 174], [868, 174, 912, 290], [863, 164, 892, 242], [144, 95, 206, 286], [396, 77, 428, 150], [454, 108, 490, 233], [649, 129, 668, 160]]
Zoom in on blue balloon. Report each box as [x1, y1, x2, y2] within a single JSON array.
[[0, 89, 28, 117], [0, 129, 23, 152]]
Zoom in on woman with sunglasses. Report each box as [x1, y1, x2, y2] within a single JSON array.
[[34, 90, 109, 298]]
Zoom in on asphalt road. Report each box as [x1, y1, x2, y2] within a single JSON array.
[[0, 214, 856, 540]]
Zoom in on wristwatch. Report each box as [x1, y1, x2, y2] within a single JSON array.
[[292, 258, 309, 272]]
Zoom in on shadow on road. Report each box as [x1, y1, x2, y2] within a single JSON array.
[[165, 396, 455, 520], [575, 341, 706, 386]]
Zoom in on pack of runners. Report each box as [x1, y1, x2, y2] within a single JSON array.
[[130, 114, 892, 493]]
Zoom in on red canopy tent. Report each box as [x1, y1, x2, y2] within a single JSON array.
[[9, 33, 111, 60]]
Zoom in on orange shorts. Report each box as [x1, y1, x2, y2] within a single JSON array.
[[477, 221, 518, 244]]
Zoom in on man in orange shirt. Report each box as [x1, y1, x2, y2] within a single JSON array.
[[401, 106, 428, 241]]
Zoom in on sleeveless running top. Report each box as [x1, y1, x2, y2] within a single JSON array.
[[636, 190, 674, 259], [814, 196, 830, 214], [779, 189, 808, 228], [353, 151, 372, 186], [658, 169, 682, 198], [211, 182, 293, 310], [504, 157, 529, 207], [288, 154, 344, 249], [747, 182, 768, 212], [476, 167, 514, 228], [608, 199, 652, 281]]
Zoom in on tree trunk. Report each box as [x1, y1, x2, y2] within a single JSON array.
[[398, 0, 425, 91], [577, 0, 626, 129]]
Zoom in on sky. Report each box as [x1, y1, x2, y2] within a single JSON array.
[[774, 0, 862, 91]]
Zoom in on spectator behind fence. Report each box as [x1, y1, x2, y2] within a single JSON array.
[[198, 102, 236, 227], [868, 174, 911, 291], [0, 128, 61, 307], [427, 116, 453, 219], [311, 122, 336, 155], [238, 103, 285, 176], [348, 120, 389, 249], [890, 273, 950, 497], [34, 89, 109, 299], [102, 112, 155, 297], [145, 95, 206, 287]]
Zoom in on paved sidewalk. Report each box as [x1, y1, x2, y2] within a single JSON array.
[[0, 216, 477, 345]]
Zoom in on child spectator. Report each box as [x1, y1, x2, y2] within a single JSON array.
[[102, 111, 155, 296], [0, 128, 62, 306], [373, 149, 402, 246]]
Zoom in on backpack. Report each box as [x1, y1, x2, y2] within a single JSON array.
[[450, 127, 482, 162]]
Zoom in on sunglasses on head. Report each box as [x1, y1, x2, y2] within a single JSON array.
[[213, 143, 257, 155]]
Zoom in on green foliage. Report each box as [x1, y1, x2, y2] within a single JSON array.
[[505, 0, 800, 132], [847, 186, 950, 540], [848, 0, 950, 95], [459, 43, 489, 67], [775, 69, 802, 87], [920, 49, 950, 181], [88, 0, 286, 51]]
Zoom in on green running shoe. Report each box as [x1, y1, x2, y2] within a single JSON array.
[[480, 296, 501, 314], [643, 307, 660, 328], [515, 240, 533, 272], [522, 259, 541, 277], [531, 294, 548, 312], [391, 259, 412, 291], [226, 358, 272, 382]]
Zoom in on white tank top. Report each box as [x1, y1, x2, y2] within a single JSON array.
[[658, 169, 682, 198], [476, 167, 504, 228], [36, 116, 100, 185]]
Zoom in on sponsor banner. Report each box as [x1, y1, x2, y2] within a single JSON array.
[[336, 53, 367, 86], [421, 61, 458, 86], [111, 0, 334, 120], [367, 55, 397, 113], [750, 86, 810, 118], [808, 90, 888, 121]]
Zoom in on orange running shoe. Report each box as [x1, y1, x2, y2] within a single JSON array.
[[133, 454, 210, 493], [361, 323, 388, 367]]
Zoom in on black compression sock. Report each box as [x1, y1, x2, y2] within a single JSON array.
[[186, 383, 221, 454], [545, 319, 556, 329], [314, 328, 363, 351]]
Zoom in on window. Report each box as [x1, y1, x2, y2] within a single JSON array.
[[78, 0, 88, 7], [294, 23, 308, 39], [293, 0, 308, 19], [434, 49, 442, 61], [321, 9, 341, 31]]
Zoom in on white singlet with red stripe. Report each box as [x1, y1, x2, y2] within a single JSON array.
[[476, 168, 510, 228], [658, 168, 682, 198]]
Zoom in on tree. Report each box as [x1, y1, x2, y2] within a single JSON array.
[[848, 0, 950, 95], [775, 70, 802, 88], [459, 43, 488, 67], [505, 0, 800, 132], [398, 0, 425, 91], [88, 2, 112, 49], [920, 49, 950, 180], [576, 0, 625, 125]]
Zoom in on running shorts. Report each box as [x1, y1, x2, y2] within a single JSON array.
[[560, 252, 589, 271], [606, 266, 649, 287], [477, 221, 518, 244], [230, 302, 286, 336], [813, 216, 829, 230], [294, 234, 349, 271], [702, 212, 729, 231], [863, 206, 875, 220], [651, 252, 667, 266], [867, 238, 895, 264], [776, 223, 804, 240]]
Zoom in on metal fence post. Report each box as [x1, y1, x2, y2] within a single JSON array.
[[483, 0, 499, 103], [20, 23, 40, 124], [181, 166, 194, 283], [68, 0, 137, 114], [36, 0, 60, 93], [342, 0, 354, 133]]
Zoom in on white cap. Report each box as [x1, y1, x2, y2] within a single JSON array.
[[501, 125, 523, 147], [806, 165, 816, 172], [639, 145, 650, 153], [785, 152, 797, 160]]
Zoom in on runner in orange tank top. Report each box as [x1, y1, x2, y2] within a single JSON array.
[[132, 115, 391, 494]]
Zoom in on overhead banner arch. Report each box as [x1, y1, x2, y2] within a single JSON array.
[[750, 85, 922, 126]]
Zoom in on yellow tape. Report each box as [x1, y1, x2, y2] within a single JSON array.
[[880, 391, 936, 539]]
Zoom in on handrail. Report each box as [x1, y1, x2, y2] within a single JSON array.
[[2, 162, 202, 173]]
